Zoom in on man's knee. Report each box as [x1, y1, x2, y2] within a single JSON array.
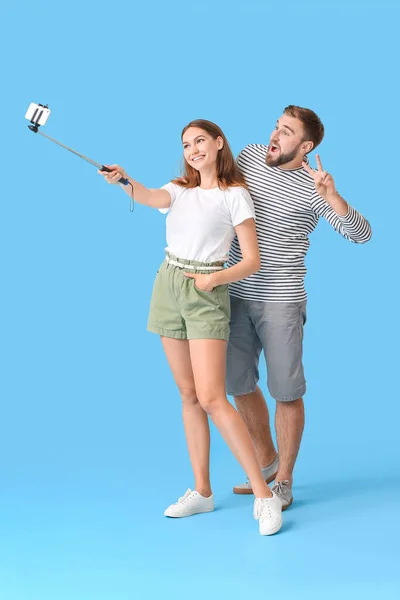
[[233, 388, 258, 409], [275, 397, 305, 421]]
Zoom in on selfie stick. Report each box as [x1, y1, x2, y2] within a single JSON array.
[[25, 103, 133, 209], [30, 127, 129, 182]]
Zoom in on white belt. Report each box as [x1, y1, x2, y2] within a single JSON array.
[[165, 257, 224, 272]]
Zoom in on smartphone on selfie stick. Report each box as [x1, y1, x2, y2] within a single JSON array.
[[25, 103, 133, 210]]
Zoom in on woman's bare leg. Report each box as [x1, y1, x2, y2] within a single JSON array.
[[161, 337, 212, 497], [189, 339, 271, 499]]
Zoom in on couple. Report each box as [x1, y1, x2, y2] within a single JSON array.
[[99, 106, 372, 536]]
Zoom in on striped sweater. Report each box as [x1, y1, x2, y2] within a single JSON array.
[[228, 144, 372, 302]]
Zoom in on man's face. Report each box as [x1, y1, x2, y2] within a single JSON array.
[[266, 114, 309, 167]]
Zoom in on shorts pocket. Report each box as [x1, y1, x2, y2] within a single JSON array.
[[194, 283, 216, 295]]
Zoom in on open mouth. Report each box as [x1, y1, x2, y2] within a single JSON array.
[[269, 144, 280, 154], [192, 155, 205, 162]]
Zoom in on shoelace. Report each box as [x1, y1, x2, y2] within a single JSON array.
[[176, 489, 193, 504], [253, 497, 273, 520], [272, 480, 291, 498]]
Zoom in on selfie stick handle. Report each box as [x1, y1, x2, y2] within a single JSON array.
[[98, 165, 129, 186]]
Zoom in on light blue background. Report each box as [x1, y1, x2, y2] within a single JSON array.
[[1, 0, 399, 598]]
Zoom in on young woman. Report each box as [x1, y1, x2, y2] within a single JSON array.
[[99, 120, 282, 535]]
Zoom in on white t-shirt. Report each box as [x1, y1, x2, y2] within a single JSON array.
[[159, 182, 255, 263]]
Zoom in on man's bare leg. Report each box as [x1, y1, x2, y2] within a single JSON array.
[[234, 386, 277, 468], [234, 387, 305, 488], [274, 397, 305, 485]]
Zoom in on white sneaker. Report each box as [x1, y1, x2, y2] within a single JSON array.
[[164, 489, 214, 518], [253, 491, 283, 536]]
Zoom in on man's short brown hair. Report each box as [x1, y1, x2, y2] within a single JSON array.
[[284, 105, 324, 151]]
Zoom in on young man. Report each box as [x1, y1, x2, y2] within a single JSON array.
[[227, 105, 372, 509]]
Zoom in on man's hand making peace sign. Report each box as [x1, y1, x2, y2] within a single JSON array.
[[302, 154, 349, 216]]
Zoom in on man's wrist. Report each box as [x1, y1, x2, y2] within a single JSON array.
[[324, 188, 339, 201], [324, 190, 349, 217]]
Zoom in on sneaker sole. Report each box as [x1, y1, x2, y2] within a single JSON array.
[[260, 518, 283, 536], [164, 507, 214, 518], [233, 472, 278, 495], [281, 497, 293, 511]]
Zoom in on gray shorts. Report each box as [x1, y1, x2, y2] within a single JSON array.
[[226, 296, 307, 402]]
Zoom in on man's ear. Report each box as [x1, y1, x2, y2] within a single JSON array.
[[302, 140, 314, 154]]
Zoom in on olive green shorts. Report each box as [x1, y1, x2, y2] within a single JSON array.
[[147, 255, 231, 341]]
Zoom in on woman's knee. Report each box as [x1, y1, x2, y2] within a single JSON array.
[[197, 391, 227, 415], [178, 385, 198, 406]]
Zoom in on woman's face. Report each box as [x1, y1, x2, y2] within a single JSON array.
[[182, 127, 223, 172]]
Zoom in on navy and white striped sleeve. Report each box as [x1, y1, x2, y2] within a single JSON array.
[[310, 191, 372, 244]]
